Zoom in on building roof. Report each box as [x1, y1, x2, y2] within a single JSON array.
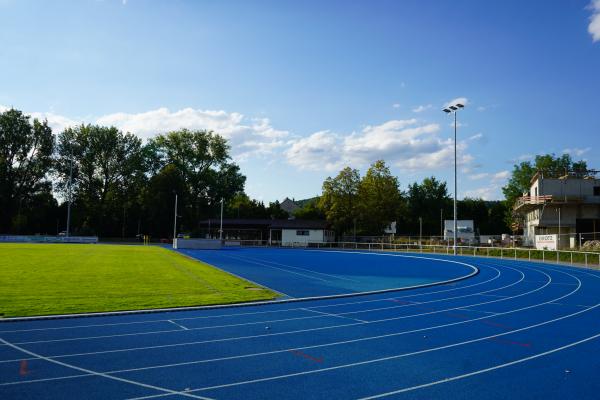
[[280, 197, 300, 213]]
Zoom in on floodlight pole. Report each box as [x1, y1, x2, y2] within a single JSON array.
[[219, 198, 224, 241], [453, 110, 457, 255], [173, 193, 178, 240], [442, 103, 465, 256]]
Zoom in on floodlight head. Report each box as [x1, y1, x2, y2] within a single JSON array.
[[443, 108, 451, 113], [450, 106, 458, 111], [456, 103, 464, 108]]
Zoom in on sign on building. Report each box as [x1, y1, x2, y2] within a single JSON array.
[[535, 234, 557, 250]]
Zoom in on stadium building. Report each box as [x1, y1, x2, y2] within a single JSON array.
[[513, 171, 600, 249], [199, 218, 334, 246]]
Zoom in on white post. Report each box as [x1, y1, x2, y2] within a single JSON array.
[[173, 193, 178, 240], [219, 198, 224, 240]]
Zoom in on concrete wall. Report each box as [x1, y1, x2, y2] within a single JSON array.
[[173, 238, 222, 249], [532, 178, 600, 202]]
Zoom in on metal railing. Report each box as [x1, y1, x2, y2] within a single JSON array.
[[231, 239, 600, 270]]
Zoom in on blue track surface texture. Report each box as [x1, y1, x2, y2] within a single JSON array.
[[1, 248, 599, 400]]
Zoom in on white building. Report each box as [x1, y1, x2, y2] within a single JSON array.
[[513, 171, 600, 248], [270, 219, 334, 246]]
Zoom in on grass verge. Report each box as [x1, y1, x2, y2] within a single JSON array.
[[0, 243, 278, 317]]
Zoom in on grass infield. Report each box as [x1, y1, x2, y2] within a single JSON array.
[[0, 243, 278, 317]]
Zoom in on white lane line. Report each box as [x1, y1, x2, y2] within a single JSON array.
[[7, 265, 514, 346], [227, 253, 362, 283], [301, 308, 369, 323], [0, 274, 576, 388], [218, 253, 332, 282], [119, 269, 588, 399], [0, 263, 554, 383], [0, 336, 214, 400], [479, 294, 509, 298], [167, 320, 188, 330], [357, 331, 600, 399], [0, 255, 498, 335], [2, 263, 531, 361], [455, 308, 498, 315]]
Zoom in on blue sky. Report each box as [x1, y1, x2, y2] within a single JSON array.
[[1, 0, 599, 202]]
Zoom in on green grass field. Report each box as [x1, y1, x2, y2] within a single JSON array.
[[0, 243, 278, 317]]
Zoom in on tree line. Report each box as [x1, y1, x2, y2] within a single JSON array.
[[0, 108, 254, 238], [294, 160, 509, 237], [4, 107, 579, 239]]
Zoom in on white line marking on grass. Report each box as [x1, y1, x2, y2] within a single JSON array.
[[301, 308, 369, 323], [0, 336, 214, 400], [167, 320, 188, 330]]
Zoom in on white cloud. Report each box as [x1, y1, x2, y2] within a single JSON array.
[[412, 104, 432, 113], [563, 147, 591, 157], [1, 105, 289, 162], [464, 185, 501, 200], [492, 170, 510, 181], [392, 103, 401, 109], [588, 0, 600, 42], [469, 133, 483, 141], [96, 107, 289, 161], [285, 118, 474, 172], [469, 173, 489, 180]]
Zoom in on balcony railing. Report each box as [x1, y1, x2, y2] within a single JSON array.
[[514, 195, 553, 210]]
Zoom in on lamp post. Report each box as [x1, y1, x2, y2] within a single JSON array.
[[443, 102, 465, 255]]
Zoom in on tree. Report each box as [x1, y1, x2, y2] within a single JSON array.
[[502, 154, 588, 206], [150, 129, 246, 230], [319, 167, 361, 236], [357, 160, 403, 234], [406, 177, 452, 235], [0, 109, 54, 233], [293, 197, 325, 220], [55, 124, 145, 236]]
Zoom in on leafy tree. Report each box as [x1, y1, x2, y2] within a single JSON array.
[[150, 129, 246, 229], [55, 124, 145, 236], [406, 177, 452, 235], [0, 109, 54, 233], [319, 167, 361, 236], [293, 197, 325, 220], [502, 154, 588, 206], [357, 160, 403, 234], [142, 164, 186, 237]]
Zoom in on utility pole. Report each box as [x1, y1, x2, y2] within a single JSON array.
[[419, 217, 423, 249]]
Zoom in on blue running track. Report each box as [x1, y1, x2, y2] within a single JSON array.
[[1, 248, 599, 399]]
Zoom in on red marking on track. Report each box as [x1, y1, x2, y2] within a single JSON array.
[[19, 360, 28, 376], [488, 337, 531, 347], [289, 350, 323, 363], [481, 320, 513, 330]]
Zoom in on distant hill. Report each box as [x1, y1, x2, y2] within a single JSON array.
[[294, 196, 320, 208]]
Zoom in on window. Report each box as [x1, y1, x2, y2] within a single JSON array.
[[296, 230, 309, 236], [594, 186, 600, 196]]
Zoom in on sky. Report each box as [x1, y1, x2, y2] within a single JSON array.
[[1, 0, 599, 202]]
